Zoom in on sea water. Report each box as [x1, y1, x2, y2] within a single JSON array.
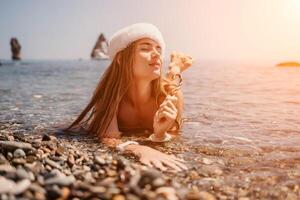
[[1, 59, 300, 177]]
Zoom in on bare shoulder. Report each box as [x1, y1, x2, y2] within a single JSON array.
[[102, 111, 122, 139]]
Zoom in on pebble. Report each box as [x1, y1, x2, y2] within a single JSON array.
[[12, 158, 26, 164], [0, 141, 33, 151], [29, 183, 46, 193], [153, 178, 166, 188], [45, 158, 61, 169], [59, 187, 70, 200], [0, 165, 16, 173], [89, 185, 106, 193], [67, 154, 75, 167], [95, 155, 106, 165], [113, 194, 126, 200], [13, 179, 31, 195], [33, 94, 43, 99], [45, 174, 75, 186], [0, 176, 31, 195], [0, 176, 15, 194], [202, 157, 214, 165], [41, 133, 51, 141], [156, 187, 178, 200], [199, 191, 216, 200], [13, 148, 26, 158], [0, 153, 9, 164], [56, 146, 66, 156], [7, 152, 13, 160], [1, 124, 298, 199]]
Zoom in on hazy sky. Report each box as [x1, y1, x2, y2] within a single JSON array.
[[1, 0, 300, 62]]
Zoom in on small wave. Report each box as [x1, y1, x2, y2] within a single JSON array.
[[0, 89, 11, 94]]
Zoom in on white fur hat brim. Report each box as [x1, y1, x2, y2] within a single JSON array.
[[108, 23, 166, 61]]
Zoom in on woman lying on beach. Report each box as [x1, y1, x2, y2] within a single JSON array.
[[65, 23, 192, 172]]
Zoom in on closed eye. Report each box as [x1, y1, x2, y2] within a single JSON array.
[[140, 47, 161, 54]]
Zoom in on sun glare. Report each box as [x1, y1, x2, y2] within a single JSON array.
[[285, 0, 300, 19]]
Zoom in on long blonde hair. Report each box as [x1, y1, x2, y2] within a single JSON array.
[[66, 40, 181, 140]]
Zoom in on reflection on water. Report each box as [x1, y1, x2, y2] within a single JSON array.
[[182, 60, 300, 147], [1, 59, 300, 195], [1, 60, 300, 148]]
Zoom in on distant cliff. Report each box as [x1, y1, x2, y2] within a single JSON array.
[[276, 61, 300, 67], [10, 38, 21, 61], [91, 33, 109, 60]]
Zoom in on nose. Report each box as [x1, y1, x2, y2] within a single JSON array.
[[151, 48, 160, 58]]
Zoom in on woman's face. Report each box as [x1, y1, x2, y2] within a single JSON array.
[[132, 38, 163, 81]]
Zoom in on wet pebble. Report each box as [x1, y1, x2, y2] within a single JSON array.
[[1, 124, 294, 199]]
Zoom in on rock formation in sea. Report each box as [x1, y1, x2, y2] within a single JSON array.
[[91, 33, 109, 60], [276, 61, 300, 67], [10, 38, 22, 61]]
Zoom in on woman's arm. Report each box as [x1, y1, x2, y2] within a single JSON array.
[[101, 112, 187, 172], [101, 111, 139, 150], [168, 89, 184, 133]]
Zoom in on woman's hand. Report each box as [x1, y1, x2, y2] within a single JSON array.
[[126, 144, 187, 172], [153, 95, 178, 138]]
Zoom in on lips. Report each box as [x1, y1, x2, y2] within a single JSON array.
[[149, 62, 160, 67]]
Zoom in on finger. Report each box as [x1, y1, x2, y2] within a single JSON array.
[[167, 96, 178, 106], [140, 159, 153, 168], [166, 95, 177, 101], [159, 101, 168, 108], [151, 160, 167, 171], [163, 96, 171, 104], [160, 111, 176, 121], [170, 154, 186, 163], [160, 100, 177, 112], [161, 160, 182, 172], [164, 156, 188, 170], [160, 111, 176, 120], [159, 99, 173, 109], [165, 101, 177, 111], [160, 105, 177, 116], [172, 160, 188, 170]]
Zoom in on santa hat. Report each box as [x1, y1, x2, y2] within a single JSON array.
[[108, 23, 166, 60]]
